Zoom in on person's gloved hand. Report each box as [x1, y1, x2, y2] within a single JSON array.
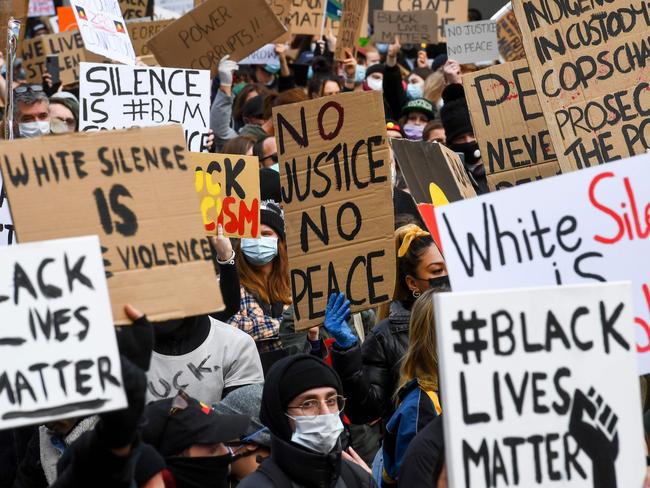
[[218, 55, 238, 87], [323, 293, 356, 349], [115, 304, 154, 371]]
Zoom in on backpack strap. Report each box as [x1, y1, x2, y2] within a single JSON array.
[[256, 458, 294, 488]]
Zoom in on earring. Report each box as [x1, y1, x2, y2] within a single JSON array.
[[412, 289, 421, 298]]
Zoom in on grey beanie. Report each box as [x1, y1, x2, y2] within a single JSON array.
[[213, 383, 271, 448]]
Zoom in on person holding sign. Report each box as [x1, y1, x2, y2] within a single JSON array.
[[327, 225, 449, 426]]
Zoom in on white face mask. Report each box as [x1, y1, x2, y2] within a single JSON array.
[[19, 120, 50, 138], [366, 77, 383, 91], [287, 412, 344, 454]]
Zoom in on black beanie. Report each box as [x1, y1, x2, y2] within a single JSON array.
[[260, 200, 285, 241], [260, 354, 343, 441], [365, 63, 385, 78], [135, 444, 166, 486], [260, 168, 281, 203], [440, 83, 473, 145]]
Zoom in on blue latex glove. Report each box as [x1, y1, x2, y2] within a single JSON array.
[[323, 293, 356, 349]]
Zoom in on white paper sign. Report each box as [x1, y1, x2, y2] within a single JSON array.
[[0, 175, 15, 246], [445, 20, 498, 64], [436, 154, 650, 373], [28, 0, 56, 17], [0, 235, 127, 430], [71, 0, 136, 65], [238, 44, 279, 66], [79, 62, 211, 152], [436, 283, 645, 488]]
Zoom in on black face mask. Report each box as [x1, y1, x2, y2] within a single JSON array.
[[428, 275, 451, 292], [448, 141, 481, 166], [166, 455, 231, 488]]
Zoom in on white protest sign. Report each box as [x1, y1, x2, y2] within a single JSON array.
[[445, 20, 498, 64], [0, 175, 14, 246], [238, 44, 279, 66], [436, 154, 650, 373], [71, 0, 136, 65], [79, 62, 211, 152], [28, 0, 55, 17], [0, 235, 127, 430], [436, 283, 645, 488]]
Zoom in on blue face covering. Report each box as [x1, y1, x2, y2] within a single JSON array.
[[355, 64, 367, 84], [241, 236, 278, 266], [407, 83, 423, 100], [376, 43, 389, 54], [307, 66, 314, 80]]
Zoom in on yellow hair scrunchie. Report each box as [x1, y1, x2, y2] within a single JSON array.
[[397, 228, 430, 258]]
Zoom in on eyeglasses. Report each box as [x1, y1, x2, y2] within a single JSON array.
[[260, 153, 278, 164], [53, 116, 76, 128], [286, 395, 346, 419], [14, 84, 44, 94]]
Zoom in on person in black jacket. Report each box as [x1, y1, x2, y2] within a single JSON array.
[[397, 416, 445, 488], [326, 224, 449, 426], [239, 355, 375, 488]]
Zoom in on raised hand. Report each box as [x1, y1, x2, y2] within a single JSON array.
[[323, 292, 356, 349]]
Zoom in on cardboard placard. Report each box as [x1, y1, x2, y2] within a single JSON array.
[[28, 0, 55, 18], [21, 30, 96, 86], [1, 0, 29, 56], [0, 235, 128, 430], [266, 0, 291, 42], [391, 139, 476, 206], [491, 1, 525, 62], [71, 0, 136, 65], [57, 6, 79, 31], [238, 44, 278, 65], [382, 0, 467, 41], [79, 63, 210, 153], [289, 0, 340, 37], [435, 153, 650, 373], [127, 19, 174, 56], [190, 152, 261, 238], [512, 0, 650, 173], [436, 282, 645, 488], [445, 20, 498, 65], [0, 125, 223, 324], [119, 0, 150, 19], [334, 0, 367, 61], [371, 9, 438, 45], [146, 0, 286, 77], [463, 59, 562, 191], [273, 91, 395, 330], [0, 175, 14, 246]]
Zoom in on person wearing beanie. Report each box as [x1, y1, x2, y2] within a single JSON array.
[[399, 98, 437, 141], [363, 63, 385, 92], [49, 92, 79, 133], [239, 355, 375, 488], [439, 84, 489, 194]]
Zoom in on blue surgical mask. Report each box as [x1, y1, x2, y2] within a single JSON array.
[[307, 66, 314, 80], [270, 163, 280, 173], [241, 236, 278, 266], [377, 43, 389, 54], [407, 83, 423, 100], [355, 64, 367, 84]]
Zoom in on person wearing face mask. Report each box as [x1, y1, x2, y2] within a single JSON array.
[[440, 84, 489, 194], [405, 67, 432, 102], [238, 354, 376, 488], [14, 85, 50, 138], [363, 64, 384, 93], [142, 390, 251, 488], [399, 99, 437, 141]]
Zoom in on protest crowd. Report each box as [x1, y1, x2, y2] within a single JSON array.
[[2, 0, 650, 487]]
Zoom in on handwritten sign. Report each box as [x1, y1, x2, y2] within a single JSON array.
[[147, 0, 286, 77], [0, 126, 223, 325], [127, 19, 174, 56], [445, 20, 498, 64], [372, 9, 438, 44], [238, 44, 278, 66], [463, 59, 562, 191], [119, 0, 150, 19], [28, 0, 55, 17], [382, 0, 467, 41], [436, 282, 645, 488], [274, 91, 395, 330], [71, 0, 136, 65], [491, 2, 525, 62], [289, 0, 339, 36], [0, 236, 127, 430], [79, 63, 210, 153], [191, 153, 261, 238], [436, 154, 650, 374], [334, 0, 367, 60], [512, 0, 650, 173], [0, 175, 14, 246], [266, 0, 291, 41]]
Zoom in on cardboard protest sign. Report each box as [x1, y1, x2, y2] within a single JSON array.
[[71, 0, 136, 65], [491, 2, 525, 62], [391, 139, 476, 206], [146, 0, 286, 76], [119, 0, 150, 19], [127, 19, 174, 56], [266, 0, 291, 42], [372, 10, 438, 45], [57, 6, 79, 31], [238, 44, 278, 66], [274, 91, 395, 330], [28, 0, 55, 18], [0, 175, 15, 246], [0, 235, 128, 430], [190, 153, 261, 238], [334, 0, 367, 61], [512, 0, 650, 173], [436, 153, 650, 373], [463, 59, 561, 191], [1, 0, 29, 56], [0, 125, 223, 325], [289, 0, 340, 36], [445, 20, 498, 64], [382, 0, 467, 41], [79, 63, 210, 152], [436, 282, 645, 488]]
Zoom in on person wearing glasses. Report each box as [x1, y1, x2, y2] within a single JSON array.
[[48, 92, 79, 134], [14, 84, 51, 138], [239, 354, 375, 488], [253, 136, 278, 169]]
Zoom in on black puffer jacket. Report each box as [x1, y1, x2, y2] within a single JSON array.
[[330, 301, 411, 424]]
